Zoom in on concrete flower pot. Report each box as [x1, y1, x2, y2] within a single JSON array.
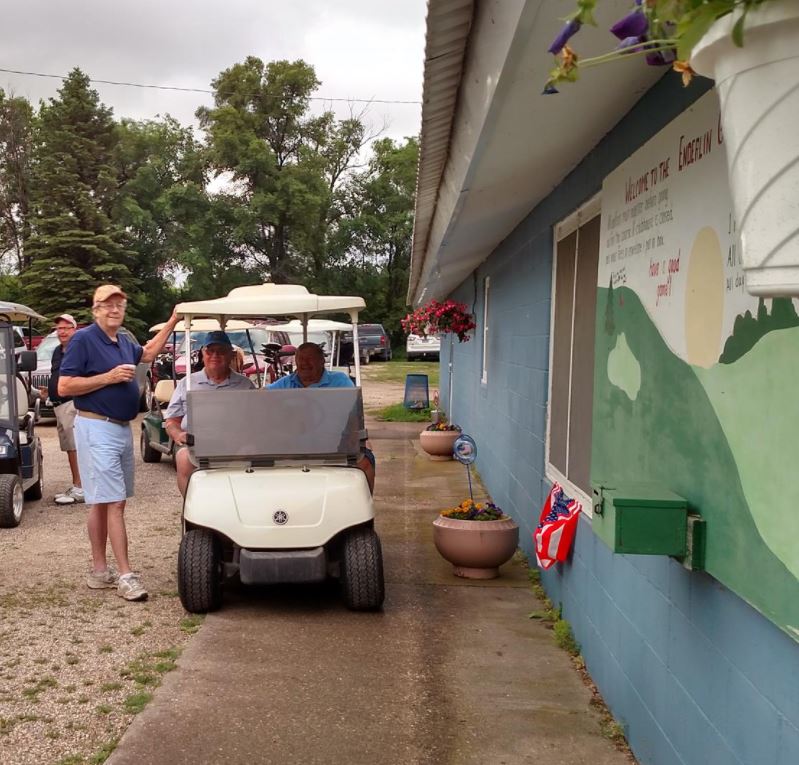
[[691, 0, 799, 296], [419, 429, 460, 461], [432, 515, 520, 579]]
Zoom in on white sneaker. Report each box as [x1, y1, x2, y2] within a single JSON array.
[[117, 573, 148, 602], [87, 567, 118, 590], [55, 486, 85, 505]]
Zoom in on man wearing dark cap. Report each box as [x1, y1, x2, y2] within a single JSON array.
[[59, 284, 180, 602], [164, 330, 254, 497], [40, 313, 85, 505]]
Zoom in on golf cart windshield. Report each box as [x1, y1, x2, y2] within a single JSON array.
[[188, 387, 364, 463]]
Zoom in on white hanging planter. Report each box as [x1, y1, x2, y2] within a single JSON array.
[[691, 0, 799, 297]]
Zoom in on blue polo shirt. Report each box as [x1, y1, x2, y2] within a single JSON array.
[[60, 323, 143, 421], [268, 369, 354, 389]]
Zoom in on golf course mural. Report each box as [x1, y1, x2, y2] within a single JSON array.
[[593, 92, 799, 638]]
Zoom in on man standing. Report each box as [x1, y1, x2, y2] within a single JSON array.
[[164, 331, 254, 497], [267, 342, 375, 492], [44, 314, 84, 505], [59, 284, 179, 601]]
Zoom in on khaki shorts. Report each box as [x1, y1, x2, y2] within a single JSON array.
[[54, 400, 77, 452]]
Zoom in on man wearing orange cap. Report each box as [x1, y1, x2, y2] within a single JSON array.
[[59, 284, 180, 602]]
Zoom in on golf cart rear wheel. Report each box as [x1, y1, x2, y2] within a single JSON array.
[[24, 448, 43, 501], [140, 427, 162, 463], [178, 529, 222, 613], [0, 474, 24, 528], [341, 526, 385, 611]]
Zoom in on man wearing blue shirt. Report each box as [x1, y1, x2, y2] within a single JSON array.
[[59, 284, 179, 602], [268, 342, 354, 389], [268, 342, 375, 491]]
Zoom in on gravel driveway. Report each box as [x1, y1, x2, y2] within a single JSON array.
[[0, 371, 416, 764]]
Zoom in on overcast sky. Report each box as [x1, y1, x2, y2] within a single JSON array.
[[0, 0, 426, 143]]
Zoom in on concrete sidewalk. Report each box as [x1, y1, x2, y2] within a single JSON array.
[[109, 421, 632, 765]]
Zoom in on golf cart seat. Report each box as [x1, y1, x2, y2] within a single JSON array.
[[153, 379, 176, 406]]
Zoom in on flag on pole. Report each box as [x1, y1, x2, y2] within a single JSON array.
[[534, 483, 582, 569]]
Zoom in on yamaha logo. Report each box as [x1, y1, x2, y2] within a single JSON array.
[[273, 510, 289, 525]]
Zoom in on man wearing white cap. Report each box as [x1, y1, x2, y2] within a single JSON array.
[[45, 313, 84, 505], [59, 284, 180, 602]]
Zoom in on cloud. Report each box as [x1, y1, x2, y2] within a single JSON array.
[[0, 0, 424, 140]]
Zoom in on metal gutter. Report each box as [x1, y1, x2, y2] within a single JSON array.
[[407, 0, 474, 305]]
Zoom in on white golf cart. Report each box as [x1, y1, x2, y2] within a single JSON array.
[[175, 284, 384, 613]]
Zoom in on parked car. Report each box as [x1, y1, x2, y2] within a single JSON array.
[[406, 333, 441, 361], [347, 324, 392, 362], [32, 327, 150, 419]]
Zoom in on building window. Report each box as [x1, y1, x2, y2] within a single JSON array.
[[547, 210, 600, 504], [481, 276, 490, 384]]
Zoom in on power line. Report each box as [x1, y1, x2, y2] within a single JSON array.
[[0, 66, 421, 105]]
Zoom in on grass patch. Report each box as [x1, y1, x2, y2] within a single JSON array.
[[89, 739, 118, 764], [22, 676, 58, 701], [180, 615, 204, 635], [553, 619, 580, 656], [374, 403, 431, 422], [99, 645, 113, 654], [56, 756, 83, 765], [362, 360, 439, 387], [96, 704, 113, 716], [123, 691, 152, 714], [101, 682, 123, 692]]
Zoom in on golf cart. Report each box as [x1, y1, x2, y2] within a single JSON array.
[[0, 301, 45, 527], [175, 284, 384, 613]]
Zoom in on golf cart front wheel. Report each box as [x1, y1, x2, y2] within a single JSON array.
[[140, 427, 162, 463], [178, 529, 222, 613], [341, 526, 385, 611], [0, 474, 24, 528]]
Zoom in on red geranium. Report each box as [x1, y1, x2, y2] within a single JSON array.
[[401, 300, 476, 343]]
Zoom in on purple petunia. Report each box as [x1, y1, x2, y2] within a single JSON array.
[[548, 19, 582, 55], [610, 10, 648, 41], [617, 36, 646, 54], [646, 47, 677, 67]]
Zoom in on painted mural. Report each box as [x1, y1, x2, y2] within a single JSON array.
[[592, 91, 799, 638]]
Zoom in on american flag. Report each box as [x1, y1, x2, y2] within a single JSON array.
[[534, 483, 582, 569]]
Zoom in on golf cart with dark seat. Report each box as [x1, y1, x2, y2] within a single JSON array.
[[0, 301, 45, 527]]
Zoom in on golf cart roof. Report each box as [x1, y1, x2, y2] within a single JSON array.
[[176, 284, 365, 321], [270, 319, 352, 333], [0, 301, 47, 323], [149, 318, 256, 333]]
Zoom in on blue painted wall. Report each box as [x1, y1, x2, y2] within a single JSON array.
[[442, 74, 799, 765]]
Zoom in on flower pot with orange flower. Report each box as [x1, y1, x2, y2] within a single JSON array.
[[433, 500, 520, 579]]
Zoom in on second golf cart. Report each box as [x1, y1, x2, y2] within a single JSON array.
[[0, 301, 45, 527], [175, 284, 384, 613]]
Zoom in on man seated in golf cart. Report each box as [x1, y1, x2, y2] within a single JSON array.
[[164, 331, 254, 496], [267, 342, 375, 492]]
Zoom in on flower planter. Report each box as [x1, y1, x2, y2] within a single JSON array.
[[691, 0, 799, 297], [419, 429, 460, 460], [433, 515, 520, 579]]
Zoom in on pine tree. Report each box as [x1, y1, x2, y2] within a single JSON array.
[[21, 69, 138, 328]]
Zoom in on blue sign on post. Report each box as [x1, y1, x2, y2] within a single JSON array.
[[403, 374, 429, 409]]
